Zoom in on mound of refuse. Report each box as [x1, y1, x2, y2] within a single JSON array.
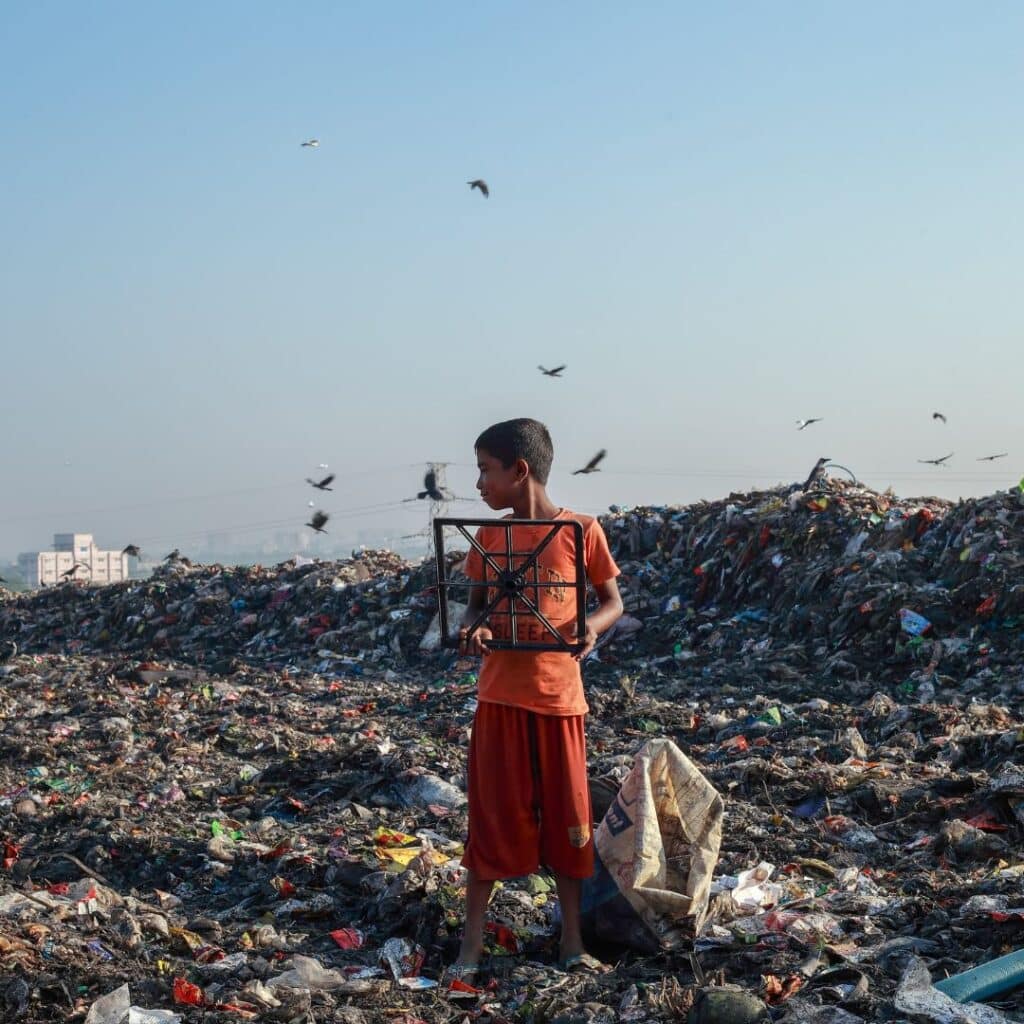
[[4, 476, 1024, 1023], [4, 477, 1024, 705]]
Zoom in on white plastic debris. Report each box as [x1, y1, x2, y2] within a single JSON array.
[[85, 985, 131, 1024], [84, 984, 182, 1024], [128, 1010, 181, 1024], [733, 861, 782, 911], [399, 772, 467, 809], [418, 601, 466, 652], [268, 954, 349, 991], [894, 957, 1015, 1024]]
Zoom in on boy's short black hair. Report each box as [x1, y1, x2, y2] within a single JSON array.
[[475, 418, 554, 485]]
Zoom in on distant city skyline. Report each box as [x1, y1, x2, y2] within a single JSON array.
[[2, 3, 1021, 560]]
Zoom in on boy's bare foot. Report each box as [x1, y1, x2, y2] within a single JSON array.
[[558, 951, 609, 975]]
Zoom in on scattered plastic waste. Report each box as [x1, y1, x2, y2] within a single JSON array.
[[5, 476, 1024, 1020], [895, 957, 1017, 1023]]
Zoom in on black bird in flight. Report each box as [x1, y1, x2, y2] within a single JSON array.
[[306, 510, 329, 533], [306, 474, 335, 491], [418, 469, 446, 501], [539, 364, 566, 377], [932, 412, 947, 423], [977, 453, 1008, 461], [918, 453, 954, 466], [122, 544, 140, 558], [573, 450, 607, 475], [301, 139, 319, 148], [802, 456, 831, 490], [796, 418, 822, 431], [467, 179, 489, 198], [61, 562, 88, 580]]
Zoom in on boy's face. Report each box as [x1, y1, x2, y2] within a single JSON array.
[[475, 448, 525, 510]]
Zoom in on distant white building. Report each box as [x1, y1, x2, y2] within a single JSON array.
[[17, 533, 129, 588]]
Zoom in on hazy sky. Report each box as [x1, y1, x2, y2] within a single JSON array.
[[2, 2, 1022, 560]]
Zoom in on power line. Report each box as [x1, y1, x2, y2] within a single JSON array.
[[442, 461, 1015, 481], [125, 500, 415, 549], [0, 464, 423, 526]]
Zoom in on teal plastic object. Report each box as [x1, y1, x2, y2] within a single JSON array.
[[934, 947, 1024, 1003]]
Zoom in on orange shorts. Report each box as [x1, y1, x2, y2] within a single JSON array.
[[462, 701, 594, 881]]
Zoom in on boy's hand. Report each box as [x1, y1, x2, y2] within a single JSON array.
[[459, 625, 492, 657], [564, 622, 598, 661]]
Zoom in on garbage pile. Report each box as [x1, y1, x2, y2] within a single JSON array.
[[4, 477, 1024, 697], [0, 549, 448, 673], [601, 477, 1024, 705], [4, 648, 1024, 1023], [2, 476, 1024, 1023]]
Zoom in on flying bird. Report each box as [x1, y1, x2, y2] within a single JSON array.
[[918, 453, 954, 466], [932, 412, 947, 423], [417, 469, 446, 501], [318, 463, 329, 469], [796, 418, 822, 431], [802, 457, 830, 491], [61, 562, 88, 580], [306, 510, 329, 533], [467, 179, 489, 197], [301, 139, 319, 148], [573, 450, 607, 475], [977, 453, 1009, 461], [306, 473, 335, 491], [122, 544, 141, 558], [538, 364, 566, 377]]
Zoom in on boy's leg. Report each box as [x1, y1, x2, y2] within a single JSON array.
[[534, 713, 596, 962], [554, 874, 584, 960], [457, 703, 542, 970], [456, 870, 495, 965]]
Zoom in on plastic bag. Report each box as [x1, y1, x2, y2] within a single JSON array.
[[585, 738, 724, 949]]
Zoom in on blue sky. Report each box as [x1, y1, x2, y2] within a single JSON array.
[[2, 2, 1022, 559]]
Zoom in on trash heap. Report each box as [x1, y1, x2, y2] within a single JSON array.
[[3, 476, 1024, 1023], [3, 477, 1024, 693], [600, 477, 1024, 704], [0, 549, 445, 673]]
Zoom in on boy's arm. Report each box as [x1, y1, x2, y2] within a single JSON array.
[[570, 578, 624, 661], [458, 585, 493, 656]]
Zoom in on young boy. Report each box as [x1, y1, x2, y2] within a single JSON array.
[[451, 418, 623, 983]]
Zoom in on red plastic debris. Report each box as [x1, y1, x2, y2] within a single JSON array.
[[272, 877, 297, 898], [3, 840, 21, 871], [173, 977, 206, 1006], [330, 927, 365, 950], [485, 921, 520, 953], [258, 841, 292, 861], [964, 812, 1008, 832]]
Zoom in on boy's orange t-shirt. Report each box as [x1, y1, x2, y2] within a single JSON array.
[[461, 509, 620, 716]]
